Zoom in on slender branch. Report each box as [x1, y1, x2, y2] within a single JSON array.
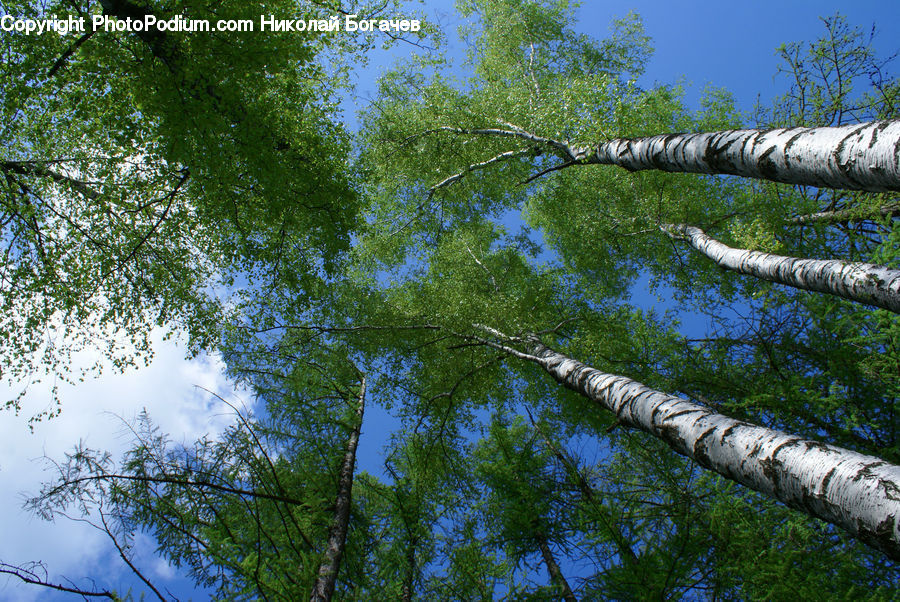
[[471, 323, 522, 343], [109, 170, 189, 274], [531, 317, 579, 337], [452, 328, 545, 364], [40, 472, 310, 508], [99, 512, 168, 602], [428, 148, 535, 196], [421, 126, 590, 162], [391, 146, 534, 236], [196, 387, 316, 549], [465, 245, 499, 291], [0, 562, 116, 598], [520, 159, 576, 185]]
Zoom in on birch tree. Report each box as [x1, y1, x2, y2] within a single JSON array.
[[10, 0, 900, 598], [362, 3, 898, 311], [350, 199, 899, 574], [469, 327, 900, 560], [588, 121, 900, 192], [664, 223, 900, 312], [358, 0, 900, 567], [418, 119, 900, 193]]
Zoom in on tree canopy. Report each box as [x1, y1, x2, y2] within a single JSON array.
[[3, 0, 900, 599]]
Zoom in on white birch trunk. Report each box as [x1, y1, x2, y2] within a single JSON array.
[[527, 341, 900, 560], [310, 376, 365, 602], [789, 201, 900, 225], [588, 121, 900, 192], [669, 224, 900, 313]]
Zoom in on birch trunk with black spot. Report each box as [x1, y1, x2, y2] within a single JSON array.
[[310, 377, 365, 602], [587, 121, 900, 192], [668, 224, 900, 313], [527, 341, 900, 560]]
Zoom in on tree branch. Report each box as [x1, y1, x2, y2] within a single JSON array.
[[429, 148, 535, 196], [0, 561, 116, 598], [1, 160, 101, 200]]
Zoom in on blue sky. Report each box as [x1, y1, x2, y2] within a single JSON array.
[[577, 0, 900, 112], [1, 1, 898, 599], [348, 1, 900, 119]]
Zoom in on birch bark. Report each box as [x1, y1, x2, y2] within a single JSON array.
[[310, 376, 365, 602], [668, 224, 900, 313], [789, 202, 900, 225], [525, 340, 900, 560], [587, 121, 900, 192]]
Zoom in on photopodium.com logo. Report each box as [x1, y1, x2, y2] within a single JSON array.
[[0, 13, 421, 35]]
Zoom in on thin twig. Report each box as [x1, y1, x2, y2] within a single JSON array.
[[0, 562, 116, 598]]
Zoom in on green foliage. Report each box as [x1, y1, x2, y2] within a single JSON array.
[[352, 3, 900, 596], [11, 1, 900, 600], [0, 0, 378, 420]]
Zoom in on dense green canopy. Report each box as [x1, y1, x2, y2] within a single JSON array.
[[1, 0, 368, 420]]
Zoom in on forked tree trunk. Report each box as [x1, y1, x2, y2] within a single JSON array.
[[587, 120, 900, 192], [310, 377, 366, 602], [536, 533, 578, 602], [523, 340, 900, 560], [668, 224, 900, 313]]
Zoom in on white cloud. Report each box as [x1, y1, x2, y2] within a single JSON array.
[[0, 331, 249, 601]]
